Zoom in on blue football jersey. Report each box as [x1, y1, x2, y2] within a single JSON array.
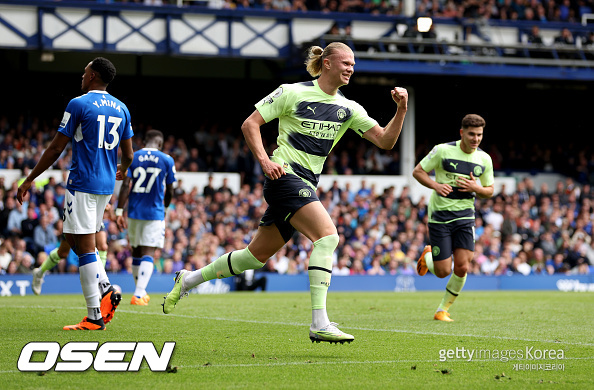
[[127, 148, 176, 221], [58, 90, 134, 195]]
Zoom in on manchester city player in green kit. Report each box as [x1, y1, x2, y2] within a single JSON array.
[[163, 42, 409, 343], [413, 114, 494, 322]]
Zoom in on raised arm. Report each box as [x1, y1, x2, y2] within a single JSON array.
[[362, 87, 408, 150]]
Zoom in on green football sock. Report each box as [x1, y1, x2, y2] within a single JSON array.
[[308, 234, 338, 328], [437, 273, 467, 312], [40, 248, 62, 273], [308, 234, 338, 311], [200, 247, 264, 283], [98, 250, 107, 267], [424, 250, 435, 274]]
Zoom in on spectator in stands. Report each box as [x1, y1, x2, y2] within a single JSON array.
[[367, 256, 386, 275], [538, 231, 557, 257], [203, 175, 216, 199], [546, 252, 567, 274], [7, 199, 27, 236], [42, 190, 61, 225], [16, 248, 34, 274], [4, 260, 18, 274], [291, 0, 308, 11], [217, 177, 234, 196], [0, 243, 12, 272], [558, 0, 573, 21], [527, 25, 544, 45], [481, 251, 499, 274], [484, 200, 504, 231], [236, 0, 253, 9], [399, 256, 416, 275], [184, 147, 206, 172], [0, 195, 15, 237], [350, 258, 366, 274], [533, 3, 547, 21], [554, 28, 575, 45], [332, 254, 351, 275], [523, 6, 536, 21], [583, 31, 594, 47], [3, 144, 594, 281], [512, 253, 532, 275], [21, 204, 38, 242]]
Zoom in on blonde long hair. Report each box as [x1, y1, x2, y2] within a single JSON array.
[[304, 42, 353, 77]]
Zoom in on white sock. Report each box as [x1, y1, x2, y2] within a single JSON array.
[[134, 256, 154, 297], [95, 249, 111, 297], [78, 253, 101, 321], [312, 309, 330, 330], [182, 269, 205, 290]]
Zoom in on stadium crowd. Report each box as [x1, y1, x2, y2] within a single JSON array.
[[0, 113, 593, 278], [101, 0, 594, 25]]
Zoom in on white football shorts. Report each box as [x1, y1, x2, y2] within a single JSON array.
[[62, 190, 110, 235], [128, 218, 166, 248]]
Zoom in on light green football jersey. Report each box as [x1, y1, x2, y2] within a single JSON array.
[[420, 140, 494, 224], [255, 80, 378, 189]]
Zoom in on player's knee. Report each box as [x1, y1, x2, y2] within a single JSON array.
[[434, 259, 453, 278], [454, 262, 469, 277], [57, 247, 70, 258], [247, 245, 278, 263], [434, 268, 451, 278], [314, 233, 339, 252]]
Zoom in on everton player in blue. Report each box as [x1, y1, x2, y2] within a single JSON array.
[[115, 129, 176, 306], [17, 57, 134, 330]]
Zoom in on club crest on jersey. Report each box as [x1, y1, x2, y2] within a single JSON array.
[[474, 166, 483, 176], [432, 246, 441, 257], [299, 188, 312, 198], [337, 108, 347, 121]]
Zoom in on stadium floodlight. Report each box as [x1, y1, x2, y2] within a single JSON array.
[[40, 52, 54, 62], [417, 17, 432, 33]]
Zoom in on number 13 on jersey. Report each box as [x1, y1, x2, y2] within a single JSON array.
[[97, 115, 122, 150]]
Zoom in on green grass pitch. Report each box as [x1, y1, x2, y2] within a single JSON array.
[[1, 291, 592, 389]]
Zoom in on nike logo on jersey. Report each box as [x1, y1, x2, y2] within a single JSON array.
[[307, 106, 317, 115]]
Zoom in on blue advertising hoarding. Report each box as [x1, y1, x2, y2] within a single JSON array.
[[1, 273, 593, 297]]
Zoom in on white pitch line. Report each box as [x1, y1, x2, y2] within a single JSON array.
[[2, 304, 594, 347], [117, 309, 594, 347], [1, 357, 592, 374], [179, 356, 594, 369]]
